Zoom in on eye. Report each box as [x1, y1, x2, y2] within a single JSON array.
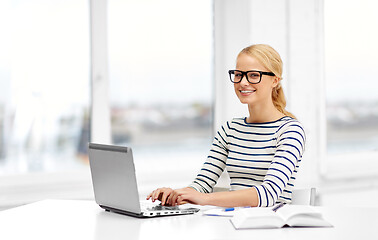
[[248, 72, 260, 79], [233, 71, 242, 79]]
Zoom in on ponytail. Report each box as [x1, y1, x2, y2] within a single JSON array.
[[272, 83, 296, 119]]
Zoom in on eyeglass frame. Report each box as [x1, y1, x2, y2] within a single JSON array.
[[228, 70, 275, 84]]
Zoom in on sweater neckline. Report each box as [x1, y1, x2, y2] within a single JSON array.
[[243, 116, 292, 125]]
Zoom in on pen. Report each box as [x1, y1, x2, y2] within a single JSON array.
[[224, 206, 251, 212], [272, 202, 285, 212]]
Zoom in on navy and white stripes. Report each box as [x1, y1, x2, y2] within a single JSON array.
[[188, 116, 306, 207]]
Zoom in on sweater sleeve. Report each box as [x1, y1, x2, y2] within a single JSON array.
[[188, 123, 229, 193], [253, 121, 306, 207]]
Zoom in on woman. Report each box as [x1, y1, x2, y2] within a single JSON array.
[[147, 44, 305, 208]]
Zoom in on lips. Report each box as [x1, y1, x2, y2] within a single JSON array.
[[239, 89, 256, 96]]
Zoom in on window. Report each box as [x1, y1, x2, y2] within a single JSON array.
[[324, 0, 378, 176], [107, 0, 213, 188], [0, 0, 90, 174]]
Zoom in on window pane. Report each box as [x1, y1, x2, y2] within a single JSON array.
[[325, 0, 378, 154], [108, 0, 213, 185], [0, 0, 90, 174]]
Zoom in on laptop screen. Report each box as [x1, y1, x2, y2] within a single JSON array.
[[88, 143, 142, 214]]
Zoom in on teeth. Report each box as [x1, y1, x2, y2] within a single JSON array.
[[241, 90, 255, 93]]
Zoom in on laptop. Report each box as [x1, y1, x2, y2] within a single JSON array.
[[88, 143, 199, 218]]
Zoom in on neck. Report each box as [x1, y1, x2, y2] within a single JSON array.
[[246, 101, 285, 123]]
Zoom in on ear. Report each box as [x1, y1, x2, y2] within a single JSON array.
[[272, 76, 280, 88]]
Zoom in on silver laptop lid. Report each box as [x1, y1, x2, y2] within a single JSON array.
[[88, 143, 142, 214]]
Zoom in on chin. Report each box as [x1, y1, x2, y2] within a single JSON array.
[[238, 99, 250, 104], [237, 96, 255, 105]]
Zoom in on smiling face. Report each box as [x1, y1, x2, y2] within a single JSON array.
[[234, 53, 279, 106]]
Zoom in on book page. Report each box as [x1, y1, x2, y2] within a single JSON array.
[[286, 215, 333, 227], [275, 205, 332, 227], [276, 205, 321, 221], [231, 205, 333, 229], [231, 208, 285, 229]]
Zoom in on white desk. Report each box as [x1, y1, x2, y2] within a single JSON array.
[[0, 199, 377, 240]]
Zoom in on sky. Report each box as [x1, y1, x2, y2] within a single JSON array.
[[324, 0, 378, 103], [107, 0, 213, 106], [0, 0, 90, 108]]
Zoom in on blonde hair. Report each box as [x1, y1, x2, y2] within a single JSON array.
[[238, 44, 296, 119]]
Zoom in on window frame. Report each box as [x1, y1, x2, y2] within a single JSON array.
[[90, 0, 111, 144]]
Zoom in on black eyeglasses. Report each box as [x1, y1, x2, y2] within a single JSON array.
[[228, 70, 275, 84]]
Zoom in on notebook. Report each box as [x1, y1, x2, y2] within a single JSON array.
[[88, 143, 199, 218]]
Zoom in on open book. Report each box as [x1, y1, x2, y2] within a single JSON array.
[[231, 204, 333, 229]]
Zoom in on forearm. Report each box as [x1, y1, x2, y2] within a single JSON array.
[[204, 187, 259, 208]]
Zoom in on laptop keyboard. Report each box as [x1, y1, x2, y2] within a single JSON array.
[[149, 205, 180, 211], [140, 202, 180, 211]]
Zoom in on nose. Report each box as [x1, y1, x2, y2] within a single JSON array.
[[239, 74, 250, 85]]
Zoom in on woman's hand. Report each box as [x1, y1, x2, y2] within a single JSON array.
[[146, 187, 174, 206], [148, 187, 258, 207], [166, 187, 209, 206], [147, 187, 208, 206]]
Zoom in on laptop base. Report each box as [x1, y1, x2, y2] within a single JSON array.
[[100, 205, 198, 218]]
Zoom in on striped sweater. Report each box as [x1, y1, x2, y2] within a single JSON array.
[[188, 116, 306, 207]]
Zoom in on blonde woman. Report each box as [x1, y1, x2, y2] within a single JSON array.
[[147, 44, 305, 208]]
